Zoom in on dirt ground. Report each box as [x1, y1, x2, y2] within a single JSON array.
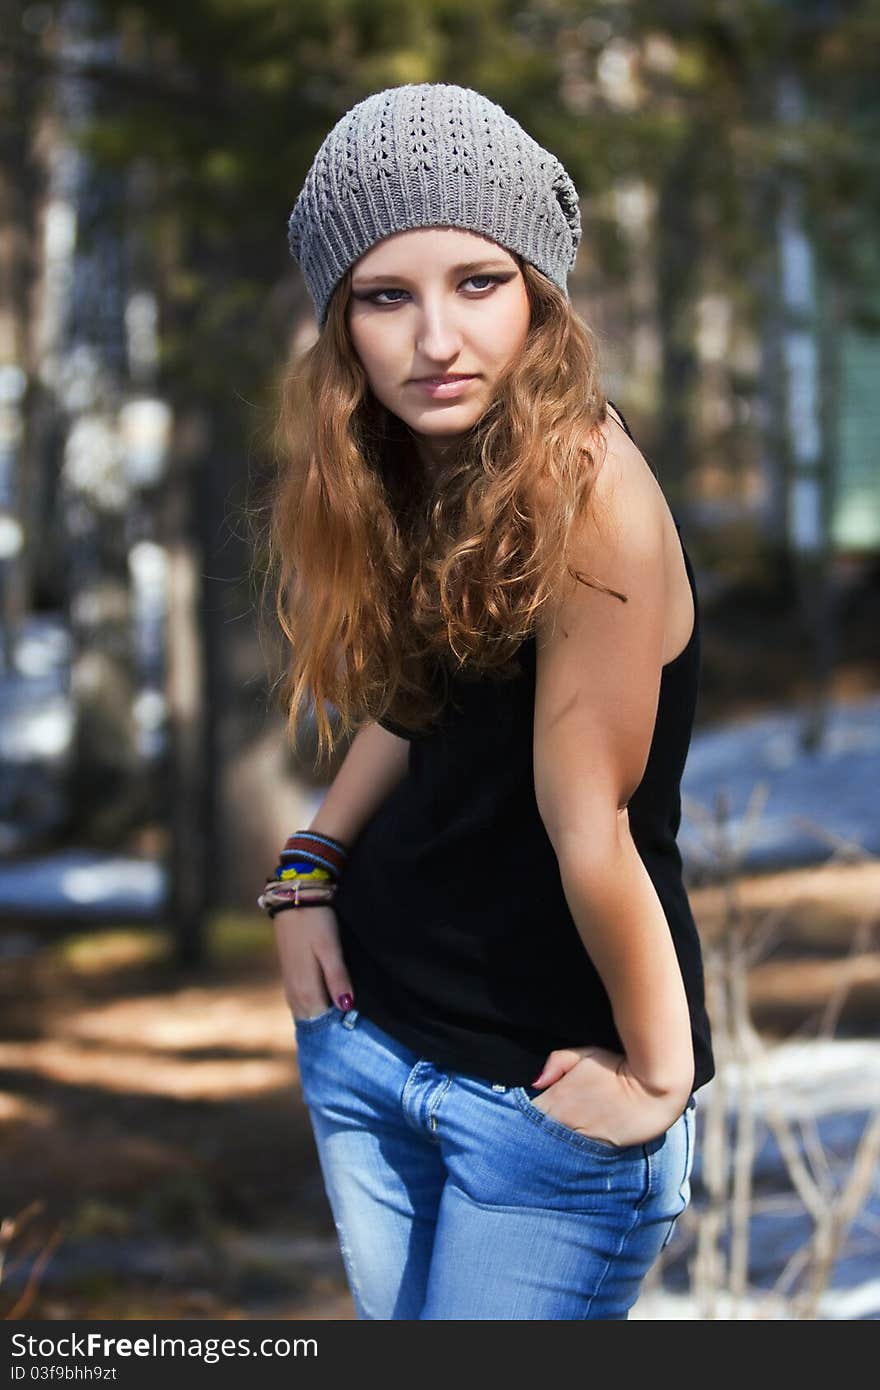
[[1, 859, 878, 1320]]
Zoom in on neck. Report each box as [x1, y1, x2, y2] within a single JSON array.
[[410, 430, 464, 476]]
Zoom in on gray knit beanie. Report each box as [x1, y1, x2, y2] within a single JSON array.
[[287, 82, 582, 328]]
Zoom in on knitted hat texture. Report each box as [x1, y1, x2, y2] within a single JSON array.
[[287, 83, 582, 327]]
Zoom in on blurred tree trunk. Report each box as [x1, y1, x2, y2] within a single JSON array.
[[0, 6, 44, 671], [774, 65, 835, 750], [162, 407, 210, 965], [656, 132, 701, 507]]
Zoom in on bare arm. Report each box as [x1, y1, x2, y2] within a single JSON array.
[[274, 720, 409, 1019], [307, 719, 411, 845], [532, 418, 693, 1104]]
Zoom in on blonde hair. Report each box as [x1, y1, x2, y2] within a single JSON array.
[[257, 259, 619, 766]]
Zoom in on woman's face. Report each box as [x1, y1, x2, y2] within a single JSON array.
[[346, 227, 531, 467]]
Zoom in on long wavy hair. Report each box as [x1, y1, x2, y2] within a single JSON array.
[[258, 257, 623, 766]]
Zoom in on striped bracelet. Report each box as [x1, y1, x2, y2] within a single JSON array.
[[257, 830, 349, 918], [277, 830, 349, 880]]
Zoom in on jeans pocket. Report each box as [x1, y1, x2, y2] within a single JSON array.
[[511, 1086, 646, 1160], [293, 1002, 339, 1032]]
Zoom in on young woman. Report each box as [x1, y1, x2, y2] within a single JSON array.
[[259, 82, 714, 1320]]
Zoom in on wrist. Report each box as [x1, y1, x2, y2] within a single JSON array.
[[617, 1052, 693, 1106], [257, 828, 348, 919], [614, 1013, 694, 1102]]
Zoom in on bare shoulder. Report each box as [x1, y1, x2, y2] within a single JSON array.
[[531, 412, 674, 836], [542, 408, 669, 631]]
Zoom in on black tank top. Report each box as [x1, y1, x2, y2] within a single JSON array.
[[333, 404, 715, 1091]]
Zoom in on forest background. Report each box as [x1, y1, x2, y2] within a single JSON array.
[[0, 0, 878, 1321]]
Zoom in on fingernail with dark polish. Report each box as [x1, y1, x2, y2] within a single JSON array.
[[337, 993, 354, 1010]]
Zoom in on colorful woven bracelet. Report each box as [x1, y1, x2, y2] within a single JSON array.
[[273, 830, 349, 883], [258, 877, 337, 917], [258, 829, 349, 918]]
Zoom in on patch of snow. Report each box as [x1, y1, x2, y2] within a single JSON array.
[[631, 1280, 880, 1320], [704, 1038, 880, 1119], [0, 849, 165, 915]]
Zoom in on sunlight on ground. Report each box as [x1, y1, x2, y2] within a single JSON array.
[[2, 917, 300, 1102], [0, 980, 299, 1099], [52, 915, 271, 973], [1, 873, 877, 1319], [690, 860, 879, 944], [0, 1092, 54, 1126], [55, 929, 169, 973]]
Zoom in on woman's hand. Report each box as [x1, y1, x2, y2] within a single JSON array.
[[529, 1044, 690, 1148], [272, 904, 355, 1021]]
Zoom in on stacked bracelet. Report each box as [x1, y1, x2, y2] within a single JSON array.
[[277, 830, 349, 881], [257, 830, 349, 919]]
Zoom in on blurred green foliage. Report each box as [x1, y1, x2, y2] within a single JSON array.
[[34, 0, 871, 423]]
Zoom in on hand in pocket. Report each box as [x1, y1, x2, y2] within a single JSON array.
[[272, 904, 355, 1021]]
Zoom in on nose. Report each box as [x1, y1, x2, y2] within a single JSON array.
[[415, 299, 464, 363]]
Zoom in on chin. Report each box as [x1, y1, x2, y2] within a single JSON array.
[[406, 403, 481, 426]]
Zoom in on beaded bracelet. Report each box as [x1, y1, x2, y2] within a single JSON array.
[[257, 829, 349, 919], [258, 879, 337, 916]]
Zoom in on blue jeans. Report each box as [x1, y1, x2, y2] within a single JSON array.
[[294, 1004, 697, 1320]]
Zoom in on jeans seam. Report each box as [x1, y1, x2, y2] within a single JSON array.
[[401, 1062, 434, 1135], [427, 1074, 453, 1140], [439, 1179, 614, 1219], [658, 1109, 694, 1251], [581, 1150, 653, 1318]]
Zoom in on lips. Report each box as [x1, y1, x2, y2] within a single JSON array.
[[413, 375, 474, 384], [410, 375, 477, 398]]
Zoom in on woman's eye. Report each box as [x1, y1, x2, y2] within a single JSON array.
[[370, 288, 407, 304], [361, 275, 504, 305]]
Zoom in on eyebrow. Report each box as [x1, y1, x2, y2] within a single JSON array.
[[351, 260, 515, 288]]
